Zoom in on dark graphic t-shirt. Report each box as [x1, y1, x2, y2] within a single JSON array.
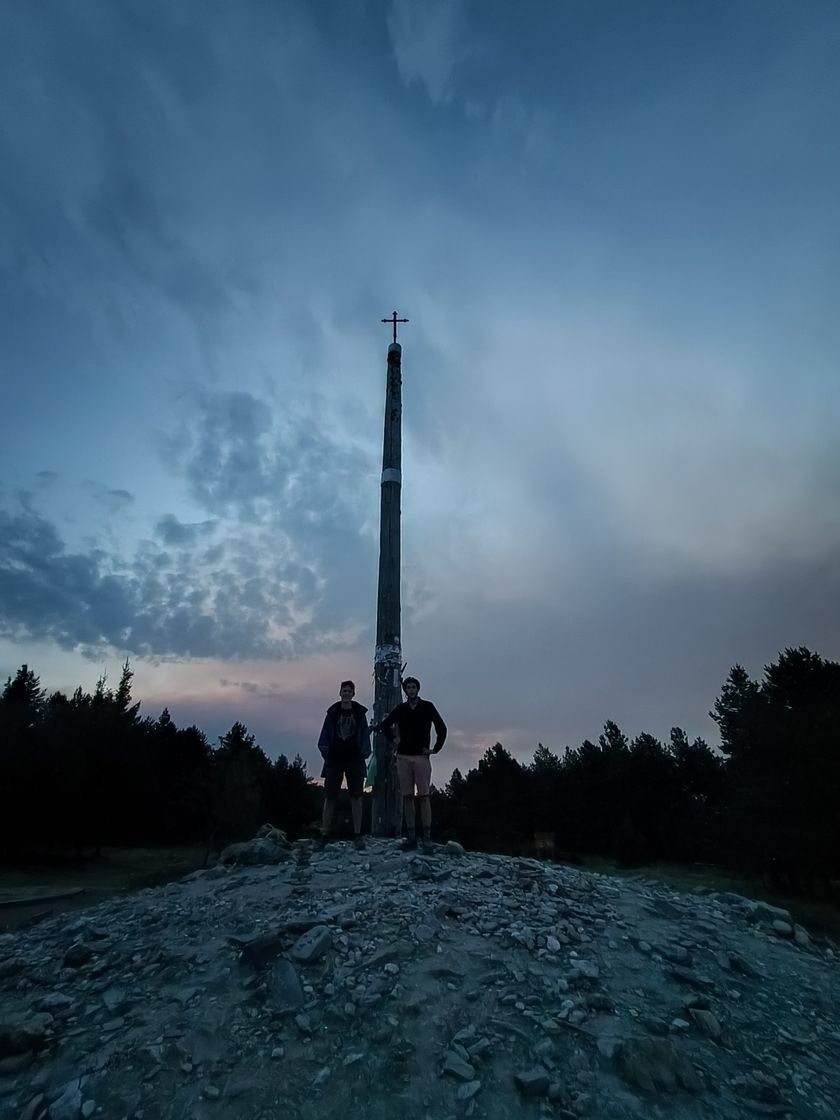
[[328, 706, 360, 767], [337, 711, 357, 742]]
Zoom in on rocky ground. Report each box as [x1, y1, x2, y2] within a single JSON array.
[[1, 829, 839, 1120]]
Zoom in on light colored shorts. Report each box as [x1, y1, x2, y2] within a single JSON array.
[[396, 753, 432, 796]]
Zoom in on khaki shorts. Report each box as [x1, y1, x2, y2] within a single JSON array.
[[396, 754, 432, 796]]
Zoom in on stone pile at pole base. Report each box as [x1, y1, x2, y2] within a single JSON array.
[[1, 832, 839, 1119]]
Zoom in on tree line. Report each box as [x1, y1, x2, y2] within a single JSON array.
[[1, 647, 838, 893], [434, 646, 840, 894], [0, 662, 318, 863]]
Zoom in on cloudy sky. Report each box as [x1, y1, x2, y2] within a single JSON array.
[[2, 0, 839, 780]]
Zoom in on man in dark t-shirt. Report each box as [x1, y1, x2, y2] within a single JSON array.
[[317, 680, 371, 850], [376, 676, 446, 853]]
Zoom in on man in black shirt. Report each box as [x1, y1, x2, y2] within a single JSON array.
[[377, 677, 446, 853], [316, 680, 371, 851]]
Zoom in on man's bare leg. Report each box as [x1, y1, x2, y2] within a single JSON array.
[[401, 795, 417, 849], [418, 795, 432, 852], [321, 798, 335, 834], [350, 797, 365, 849]]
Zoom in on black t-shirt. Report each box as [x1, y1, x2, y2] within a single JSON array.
[[329, 709, 358, 766], [379, 698, 447, 756]]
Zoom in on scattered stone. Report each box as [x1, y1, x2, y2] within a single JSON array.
[[660, 943, 692, 966], [744, 900, 792, 925], [615, 1037, 702, 1093], [63, 942, 93, 967], [444, 841, 465, 856], [667, 965, 716, 991], [457, 1080, 481, 1100], [270, 959, 305, 1009], [682, 994, 710, 1011], [689, 1008, 723, 1039], [646, 897, 688, 920], [772, 920, 794, 938], [101, 986, 128, 1012], [219, 827, 292, 866], [20, 1093, 45, 1120], [229, 931, 285, 969], [514, 1067, 550, 1097], [290, 925, 332, 963], [729, 953, 763, 979], [48, 1078, 84, 1120], [442, 1051, 475, 1080], [567, 960, 599, 984]]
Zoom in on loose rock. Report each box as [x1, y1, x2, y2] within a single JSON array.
[[0, 831, 836, 1120]]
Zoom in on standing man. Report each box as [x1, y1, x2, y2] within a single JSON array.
[[317, 680, 371, 851], [377, 677, 446, 853]]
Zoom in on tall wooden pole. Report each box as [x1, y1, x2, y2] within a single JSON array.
[[372, 313, 407, 836]]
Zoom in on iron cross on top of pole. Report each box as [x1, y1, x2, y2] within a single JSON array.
[[381, 310, 408, 344]]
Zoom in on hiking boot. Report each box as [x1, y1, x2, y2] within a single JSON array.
[[420, 839, 434, 856], [400, 835, 417, 852], [313, 834, 329, 851], [353, 835, 366, 852]]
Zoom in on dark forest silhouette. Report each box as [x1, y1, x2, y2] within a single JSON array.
[[1, 648, 838, 895]]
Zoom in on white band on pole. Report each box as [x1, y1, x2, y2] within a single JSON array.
[[381, 468, 401, 484]]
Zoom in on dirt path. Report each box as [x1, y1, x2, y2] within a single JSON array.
[[0, 846, 207, 931]]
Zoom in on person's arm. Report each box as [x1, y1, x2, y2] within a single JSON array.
[[430, 704, 447, 752], [359, 714, 372, 759], [375, 705, 400, 737], [317, 713, 332, 756]]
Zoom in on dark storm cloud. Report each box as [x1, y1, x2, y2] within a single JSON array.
[[161, 392, 275, 520], [0, 384, 378, 658], [163, 389, 374, 526], [160, 388, 379, 632], [0, 504, 298, 659], [0, 507, 128, 648]]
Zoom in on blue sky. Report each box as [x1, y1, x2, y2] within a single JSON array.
[[2, 0, 839, 779]]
